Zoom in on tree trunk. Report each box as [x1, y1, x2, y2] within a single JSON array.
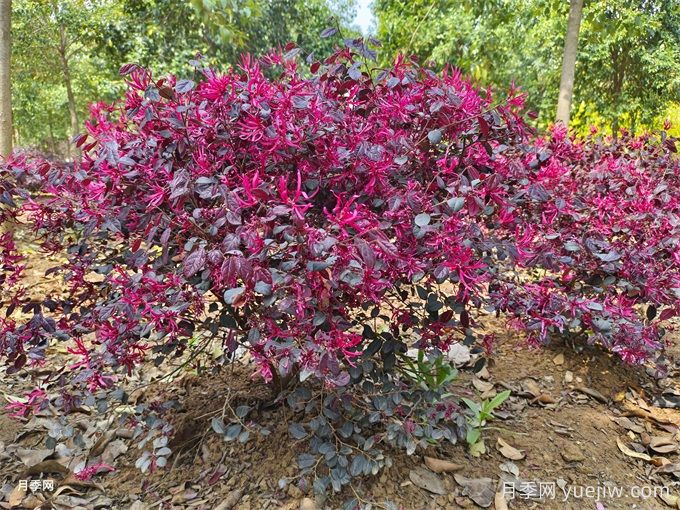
[[556, 0, 584, 127], [612, 117, 619, 139], [52, 1, 78, 142], [630, 110, 637, 138], [48, 112, 56, 155], [0, 0, 12, 158], [59, 36, 78, 140]]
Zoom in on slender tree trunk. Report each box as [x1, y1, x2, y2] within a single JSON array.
[[0, 0, 12, 158], [612, 117, 619, 139], [630, 110, 637, 138], [58, 36, 78, 139], [52, 1, 78, 142], [556, 0, 584, 127], [48, 113, 56, 155]]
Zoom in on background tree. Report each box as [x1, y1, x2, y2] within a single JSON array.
[[0, 0, 11, 157], [374, 0, 568, 125], [574, 0, 680, 135], [11, 0, 122, 153], [374, 0, 680, 134], [10, 0, 357, 152], [556, 0, 584, 126], [189, 0, 357, 64]]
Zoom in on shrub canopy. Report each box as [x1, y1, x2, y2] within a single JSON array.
[[0, 41, 678, 491]]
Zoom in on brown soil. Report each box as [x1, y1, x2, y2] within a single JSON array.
[[2, 334, 678, 510]]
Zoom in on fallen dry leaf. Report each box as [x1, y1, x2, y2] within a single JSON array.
[[574, 385, 608, 403], [16, 448, 52, 467], [657, 463, 680, 474], [213, 489, 244, 510], [21, 459, 70, 478], [617, 437, 652, 462], [472, 378, 494, 393], [499, 461, 519, 478], [453, 474, 496, 508], [522, 379, 542, 398], [409, 467, 447, 495], [51, 485, 86, 499], [89, 430, 116, 457], [102, 439, 128, 464], [423, 456, 464, 473], [496, 438, 525, 461], [476, 365, 491, 380], [533, 393, 556, 405], [8, 485, 26, 508], [610, 416, 644, 434], [621, 401, 676, 425], [650, 436, 679, 455], [658, 491, 679, 508], [494, 491, 509, 510]]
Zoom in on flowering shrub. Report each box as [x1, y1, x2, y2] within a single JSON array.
[[0, 43, 529, 385], [491, 127, 679, 367], [0, 38, 677, 495]]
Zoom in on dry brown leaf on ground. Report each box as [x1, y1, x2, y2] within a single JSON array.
[[7, 485, 26, 508], [521, 378, 541, 398], [453, 474, 496, 508], [533, 393, 556, 405], [658, 491, 680, 509], [616, 437, 652, 462], [620, 400, 677, 426], [213, 488, 242, 509], [21, 459, 70, 478], [574, 385, 608, 403], [15, 447, 52, 467], [495, 491, 509, 510], [409, 467, 447, 495], [472, 378, 494, 393], [610, 416, 645, 433], [499, 461, 519, 478], [89, 430, 116, 457], [102, 439, 128, 465], [496, 438, 525, 460], [423, 456, 464, 473], [649, 436, 679, 454], [657, 463, 680, 474]]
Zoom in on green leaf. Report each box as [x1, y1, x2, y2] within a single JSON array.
[[487, 390, 511, 411]]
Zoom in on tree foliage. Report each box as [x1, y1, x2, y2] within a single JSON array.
[[11, 0, 123, 151], [11, 0, 358, 151], [374, 0, 680, 133]]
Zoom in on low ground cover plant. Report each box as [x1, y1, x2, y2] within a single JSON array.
[[0, 38, 677, 497]]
